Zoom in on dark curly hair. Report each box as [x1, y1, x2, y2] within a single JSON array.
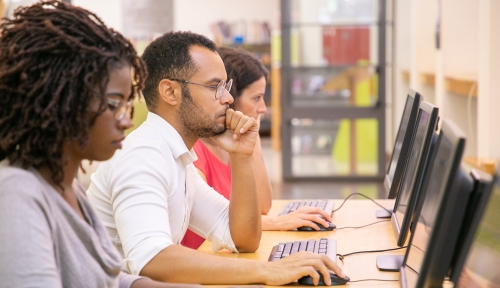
[[218, 46, 268, 106], [141, 31, 217, 111], [0, 1, 147, 186]]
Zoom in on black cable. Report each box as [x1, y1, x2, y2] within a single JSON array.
[[336, 246, 407, 262], [336, 219, 390, 230], [332, 192, 392, 214], [349, 279, 399, 283]]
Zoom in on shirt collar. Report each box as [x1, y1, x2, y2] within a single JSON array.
[[144, 112, 197, 166]]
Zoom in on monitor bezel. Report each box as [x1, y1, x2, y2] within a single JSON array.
[[391, 101, 439, 247], [449, 169, 494, 283], [400, 119, 473, 288], [385, 90, 422, 199]]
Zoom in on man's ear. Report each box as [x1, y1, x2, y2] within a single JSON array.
[[158, 79, 180, 106]]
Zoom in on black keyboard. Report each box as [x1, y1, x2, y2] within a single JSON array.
[[268, 238, 337, 262], [278, 199, 335, 216]]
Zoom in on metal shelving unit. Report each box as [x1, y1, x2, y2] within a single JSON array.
[[280, 0, 392, 181]]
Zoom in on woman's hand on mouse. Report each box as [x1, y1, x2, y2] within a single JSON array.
[[262, 206, 333, 231]]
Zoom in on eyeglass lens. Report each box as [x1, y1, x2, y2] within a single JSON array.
[[216, 79, 232, 99], [118, 102, 133, 120], [108, 99, 133, 120]]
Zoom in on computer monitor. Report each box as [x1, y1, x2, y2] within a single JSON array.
[[400, 119, 474, 288], [449, 168, 495, 285], [385, 90, 422, 199], [454, 164, 500, 287], [376, 101, 439, 271], [392, 101, 439, 247]]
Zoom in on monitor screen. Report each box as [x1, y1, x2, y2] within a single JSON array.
[[455, 168, 500, 288], [392, 102, 439, 247], [385, 90, 422, 199], [400, 119, 473, 288]]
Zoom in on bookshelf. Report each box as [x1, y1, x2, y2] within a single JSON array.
[[279, 0, 392, 181]]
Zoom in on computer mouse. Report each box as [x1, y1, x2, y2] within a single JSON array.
[[297, 221, 336, 231], [298, 272, 350, 286]]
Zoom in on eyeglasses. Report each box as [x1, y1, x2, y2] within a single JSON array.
[[171, 78, 233, 100], [107, 97, 134, 120]]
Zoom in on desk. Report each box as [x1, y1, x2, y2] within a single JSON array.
[[198, 199, 403, 287]]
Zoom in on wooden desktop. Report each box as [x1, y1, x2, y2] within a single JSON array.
[[198, 199, 403, 287]]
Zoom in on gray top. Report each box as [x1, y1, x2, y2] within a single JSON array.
[[0, 159, 140, 288]]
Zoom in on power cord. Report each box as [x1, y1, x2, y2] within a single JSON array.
[[336, 246, 407, 262], [332, 192, 392, 214], [336, 219, 390, 230]]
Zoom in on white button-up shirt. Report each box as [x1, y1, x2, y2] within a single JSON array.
[[87, 112, 237, 276]]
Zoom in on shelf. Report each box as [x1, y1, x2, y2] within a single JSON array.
[[400, 70, 477, 97], [400, 70, 435, 86], [444, 76, 477, 97], [419, 72, 435, 86], [463, 156, 497, 175], [401, 70, 410, 83]]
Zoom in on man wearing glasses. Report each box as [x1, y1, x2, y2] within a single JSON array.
[[87, 31, 343, 285]]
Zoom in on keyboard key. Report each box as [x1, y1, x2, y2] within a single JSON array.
[[306, 239, 316, 252], [299, 241, 308, 252]]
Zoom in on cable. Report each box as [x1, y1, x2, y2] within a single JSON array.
[[336, 246, 407, 262], [336, 219, 390, 230], [332, 192, 392, 214], [349, 279, 399, 283]]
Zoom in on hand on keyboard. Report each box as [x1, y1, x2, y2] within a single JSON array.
[[262, 252, 346, 286], [263, 206, 333, 231]]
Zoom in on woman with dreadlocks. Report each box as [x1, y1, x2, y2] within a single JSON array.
[[0, 2, 198, 288]]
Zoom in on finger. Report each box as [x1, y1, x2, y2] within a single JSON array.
[[229, 110, 244, 131], [314, 209, 333, 222], [291, 254, 325, 286], [320, 254, 346, 279], [225, 108, 235, 128], [304, 267, 320, 286], [294, 216, 323, 230], [295, 207, 333, 221], [287, 207, 332, 227], [233, 115, 250, 139], [314, 259, 332, 286], [296, 206, 332, 222], [312, 215, 331, 228], [238, 117, 257, 134], [303, 221, 321, 231]]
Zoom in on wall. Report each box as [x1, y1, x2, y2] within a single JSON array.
[[74, 0, 279, 41], [394, 0, 500, 159], [73, 0, 123, 32], [173, 0, 279, 40]]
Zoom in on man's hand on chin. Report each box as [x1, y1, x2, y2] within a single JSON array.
[[211, 108, 258, 156]]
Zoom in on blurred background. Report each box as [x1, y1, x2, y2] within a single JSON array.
[[2, 0, 499, 199]]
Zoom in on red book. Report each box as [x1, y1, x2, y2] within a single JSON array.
[[322, 26, 370, 65]]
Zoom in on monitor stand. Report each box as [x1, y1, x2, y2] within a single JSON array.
[[376, 255, 404, 272], [376, 209, 392, 218]]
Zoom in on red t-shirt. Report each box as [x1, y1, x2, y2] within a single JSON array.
[[180, 140, 231, 249]]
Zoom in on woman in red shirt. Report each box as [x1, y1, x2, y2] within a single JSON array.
[[181, 47, 332, 249]]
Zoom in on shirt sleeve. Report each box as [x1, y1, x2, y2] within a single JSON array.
[[0, 172, 62, 288], [117, 272, 146, 288], [186, 165, 237, 253], [108, 142, 176, 276]]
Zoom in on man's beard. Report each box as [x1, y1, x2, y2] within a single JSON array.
[[178, 88, 227, 138]]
